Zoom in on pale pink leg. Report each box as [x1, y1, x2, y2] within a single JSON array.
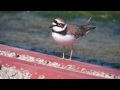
[[69, 45, 73, 60], [62, 46, 65, 59]]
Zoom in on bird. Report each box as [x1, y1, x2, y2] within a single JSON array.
[[49, 17, 96, 60]]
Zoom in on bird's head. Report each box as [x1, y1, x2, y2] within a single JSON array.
[[49, 18, 67, 32]]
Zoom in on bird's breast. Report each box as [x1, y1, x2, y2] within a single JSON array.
[[52, 32, 76, 46]]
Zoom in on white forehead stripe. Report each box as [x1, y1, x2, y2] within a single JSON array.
[[52, 22, 56, 25]]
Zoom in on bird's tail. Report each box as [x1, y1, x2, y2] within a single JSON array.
[[87, 27, 96, 30], [81, 16, 96, 31], [82, 16, 92, 26]]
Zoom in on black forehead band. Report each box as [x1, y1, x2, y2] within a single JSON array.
[[53, 20, 65, 25], [53, 20, 58, 24]]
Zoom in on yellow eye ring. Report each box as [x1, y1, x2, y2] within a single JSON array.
[[58, 23, 62, 26]]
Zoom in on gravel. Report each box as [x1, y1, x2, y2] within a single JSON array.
[[0, 65, 32, 79], [0, 50, 120, 79]]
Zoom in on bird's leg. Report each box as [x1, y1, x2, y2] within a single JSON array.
[[69, 45, 73, 60], [62, 46, 65, 59]]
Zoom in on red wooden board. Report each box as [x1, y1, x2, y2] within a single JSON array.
[[0, 44, 120, 79]]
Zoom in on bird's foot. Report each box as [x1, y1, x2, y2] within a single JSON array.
[[61, 57, 65, 60], [63, 58, 71, 61], [60, 57, 71, 61], [68, 58, 71, 61]]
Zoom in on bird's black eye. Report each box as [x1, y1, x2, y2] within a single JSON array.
[[58, 23, 62, 26]]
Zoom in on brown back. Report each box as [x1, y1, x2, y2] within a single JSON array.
[[67, 24, 90, 39]]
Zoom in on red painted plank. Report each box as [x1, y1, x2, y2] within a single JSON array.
[[0, 44, 120, 79], [0, 55, 104, 79]]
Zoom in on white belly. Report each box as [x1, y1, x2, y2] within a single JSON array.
[[52, 32, 76, 46]]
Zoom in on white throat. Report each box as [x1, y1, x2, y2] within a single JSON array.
[[52, 24, 67, 32]]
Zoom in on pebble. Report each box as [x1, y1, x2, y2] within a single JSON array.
[[0, 50, 120, 79]]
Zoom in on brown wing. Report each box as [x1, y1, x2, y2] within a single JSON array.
[[67, 17, 96, 39], [67, 24, 96, 39], [67, 24, 87, 39]]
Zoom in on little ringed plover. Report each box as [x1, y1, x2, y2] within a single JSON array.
[[49, 17, 96, 60]]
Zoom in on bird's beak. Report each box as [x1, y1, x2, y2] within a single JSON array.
[[49, 25, 53, 28], [49, 25, 56, 28]]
